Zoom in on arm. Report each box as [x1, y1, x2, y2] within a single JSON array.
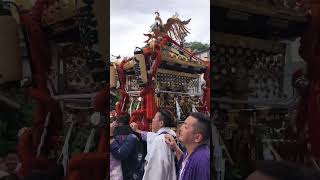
[[164, 134, 183, 161], [174, 145, 184, 161], [130, 122, 152, 141], [110, 134, 139, 160]]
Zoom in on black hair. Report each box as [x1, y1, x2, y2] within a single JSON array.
[[158, 109, 176, 127], [114, 114, 134, 136], [116, 113, 130, 125], [189, 112, 211, 143], [254, 161, 320, 180]]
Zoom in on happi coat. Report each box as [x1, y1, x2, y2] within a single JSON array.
[[142, 127, 176, 180], [177, 144, 210, 180]]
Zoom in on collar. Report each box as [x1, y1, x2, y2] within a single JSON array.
[[156, 127, 172, 135], [185, 144, 209, 158]]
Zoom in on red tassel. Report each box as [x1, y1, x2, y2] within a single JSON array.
[[98, 128, 107, 153], [116, 90, 129, 115], [139, 87, 157, 122], [297, 2, 320, 157], [17, 128, 57, 178], [17, 129, 34, 178], [67, 153, 107, 180], [146, 90, 157, 121], [18, 0, 63, 175], [94, 89, 108, 113], [130, 110, 148, 131], [149, 50, 162, 79]]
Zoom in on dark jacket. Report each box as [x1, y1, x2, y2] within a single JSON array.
[[110, 126, 146, 180]]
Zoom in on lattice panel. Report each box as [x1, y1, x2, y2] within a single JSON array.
[[212, 34, 286, 100], [126, 68, 201, 94], [156, 69, 200, 93]]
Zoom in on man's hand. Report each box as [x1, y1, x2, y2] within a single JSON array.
[[110, 121, 117, 136], [165, 134, 178, 151], [130, 122, 139, 132], [165, 134, 184, 160]]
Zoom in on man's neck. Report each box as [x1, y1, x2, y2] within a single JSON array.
[[185, 143, 200, 158]]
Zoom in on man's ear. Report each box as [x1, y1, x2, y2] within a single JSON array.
[[194, 133, 203, 143], [160, 121, 164, 127]]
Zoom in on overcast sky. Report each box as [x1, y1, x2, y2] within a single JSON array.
[[110, 0, 210, 59]]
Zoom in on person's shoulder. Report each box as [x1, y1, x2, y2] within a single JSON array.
[[167, 129, 176, 137], [153, 134, 168, 146], [154, 134, 165, 141], [192, 145, 210, 162], [127, 133, 139, 141]]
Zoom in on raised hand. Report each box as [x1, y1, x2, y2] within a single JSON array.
[[130, 122, 139, 132], [110, 121, 117, 136], [164, 134, 177, 150]]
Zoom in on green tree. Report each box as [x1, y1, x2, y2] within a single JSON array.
[[188, 41, 209, 52]]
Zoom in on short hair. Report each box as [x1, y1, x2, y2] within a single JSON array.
[[189, 112, 211, 143], [116, 113, 130, 125], [158, 109, 175, 127], [255, 161, 320, 180]]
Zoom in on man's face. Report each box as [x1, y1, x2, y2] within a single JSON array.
[[179, 116, 199, 145], [247, 171, 276, 180], [5, 153, 18, 172], [152, 112, 163, 132], [114, 120, 124, 127]]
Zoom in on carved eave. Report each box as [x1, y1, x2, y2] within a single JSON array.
[[212, 0, 308, 39]]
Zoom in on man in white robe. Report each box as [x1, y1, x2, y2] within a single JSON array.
[[131, 109, 176, 180]]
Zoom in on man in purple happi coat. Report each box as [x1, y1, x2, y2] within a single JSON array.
[[165, 112, 210, 180]]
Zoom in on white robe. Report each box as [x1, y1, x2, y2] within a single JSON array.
[[142, 127, 176, 180]]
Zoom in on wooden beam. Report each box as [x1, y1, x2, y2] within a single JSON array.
[[212, 0, 307, 22]]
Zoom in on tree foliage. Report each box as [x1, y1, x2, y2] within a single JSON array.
[[188, 41, 209, 52]]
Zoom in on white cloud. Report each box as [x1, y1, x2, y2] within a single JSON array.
[[110, 0, 210, 58]]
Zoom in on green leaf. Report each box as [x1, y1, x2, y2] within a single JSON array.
[[187, 41, 209, 52]]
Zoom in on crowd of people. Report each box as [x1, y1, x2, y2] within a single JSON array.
[[0, 151, 20, 179], [1, 109, 320, 180], [109, 110, 211, 180], [0, 150, 64, 180], [109, 109, 320, 180]]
